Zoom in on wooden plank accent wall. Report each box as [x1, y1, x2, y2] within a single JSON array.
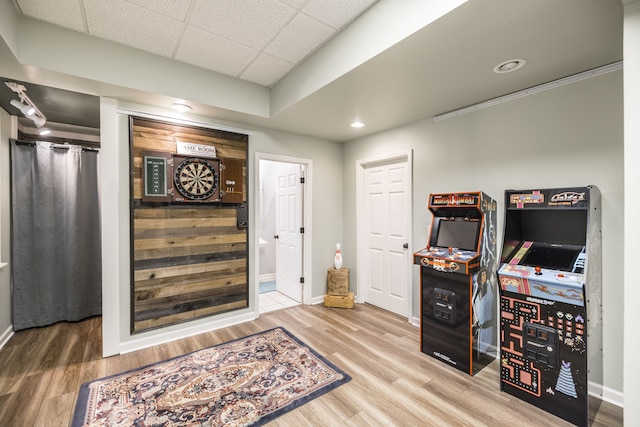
[[130, 117, 249, 333]]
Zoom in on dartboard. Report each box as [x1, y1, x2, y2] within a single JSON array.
[[173, 157, 219, 200]]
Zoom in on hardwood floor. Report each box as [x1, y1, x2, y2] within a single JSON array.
[[0, 303, 623, 426]]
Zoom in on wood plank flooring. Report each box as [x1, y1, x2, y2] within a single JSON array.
[[0, 303, 623, 426]]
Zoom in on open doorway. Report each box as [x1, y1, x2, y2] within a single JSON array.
[[255, 154, 312, 315], [1, 79, 101, 334]]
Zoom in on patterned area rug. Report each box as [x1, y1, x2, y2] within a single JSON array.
[[72, 327, 350, 426]]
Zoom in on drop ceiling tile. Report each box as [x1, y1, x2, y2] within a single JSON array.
[[125, 0, 193, 21], [84, 0, 183, 57], [303, 0, 377, 29], [277, 0, 307, 8], [188, 0, 295, 50], [175, 26, 259, 77], [15, 0, 85, 32], [265, 13, 334, 63], [241, 53, 295, 87]]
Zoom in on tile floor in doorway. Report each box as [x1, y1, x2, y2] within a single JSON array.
[[259, 291, 299, 313], [258, 281, 299, 313]]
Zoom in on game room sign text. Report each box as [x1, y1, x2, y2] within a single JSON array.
[[177, 141, 217, 159]]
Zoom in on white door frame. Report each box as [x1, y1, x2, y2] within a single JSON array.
[[356, 150, 413, 321], [254, 153, 313, 317]]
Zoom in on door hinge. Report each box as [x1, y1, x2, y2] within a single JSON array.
[[300, 277, 305, 284], [300, 227, 305, 233], [300, 177, 305, 184]]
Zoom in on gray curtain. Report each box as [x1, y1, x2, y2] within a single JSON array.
[[11, 140, 101, 331]]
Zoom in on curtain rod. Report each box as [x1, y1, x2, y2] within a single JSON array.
[[10, 139, 99, 152]]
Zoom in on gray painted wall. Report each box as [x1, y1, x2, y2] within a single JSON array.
[[248, 127, 345, 289], [342, 71, 624, 398]]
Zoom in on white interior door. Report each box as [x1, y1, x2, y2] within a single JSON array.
[[362, 159, 411, 317], [275, 164, 303, 302]]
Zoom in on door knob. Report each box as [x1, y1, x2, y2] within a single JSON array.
[[403, 243, 409, 249]]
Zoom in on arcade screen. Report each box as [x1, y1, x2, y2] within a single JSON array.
[[434, 218, 480, 251], [517, 242, 583, 272]]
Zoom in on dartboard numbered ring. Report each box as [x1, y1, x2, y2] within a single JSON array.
[[173, 157, 220, 202]]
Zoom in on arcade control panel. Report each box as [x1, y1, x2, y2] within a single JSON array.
[[498, 241, 586, 306], [413, 246, 480, 275]]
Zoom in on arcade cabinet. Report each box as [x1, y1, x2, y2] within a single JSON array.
[[498, 186, 602, 427], [413, 192, 498, 375]]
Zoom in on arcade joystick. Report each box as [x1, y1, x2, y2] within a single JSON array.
[[534, 266, 542, 275]]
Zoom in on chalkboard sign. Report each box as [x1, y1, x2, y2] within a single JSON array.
[[141, 152, 171, 202]]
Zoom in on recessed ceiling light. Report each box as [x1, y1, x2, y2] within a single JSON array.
[[171, 103, 192, 112], [494, 59, 526, 74], [39, 128, 51, 136], [351, 121, 365, 128]]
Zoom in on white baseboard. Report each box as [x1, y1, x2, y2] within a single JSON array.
[[589, 381, 624, 408], [259, 273, 276, 282], [0, 324, 14, 350], [119, 311, 256, 355], [410, 316, 420, 327]]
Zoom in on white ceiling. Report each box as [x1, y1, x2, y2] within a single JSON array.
[[13, 0, 378, 88], [2, 0, 624, 142]]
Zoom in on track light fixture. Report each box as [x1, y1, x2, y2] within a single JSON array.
[[10, 99, 36, 116], [31, 115, 46, 128], [5, 81, 47, 128]]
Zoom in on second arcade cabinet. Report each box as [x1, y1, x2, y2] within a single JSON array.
[[498, 186, 602, 427], [413, 192, 498, 375]]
